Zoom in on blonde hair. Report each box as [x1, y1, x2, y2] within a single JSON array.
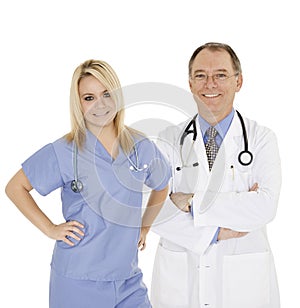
[[66, 59, 141, 154]]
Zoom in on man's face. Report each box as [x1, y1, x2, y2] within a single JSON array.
[[189, 48, 243, 123]]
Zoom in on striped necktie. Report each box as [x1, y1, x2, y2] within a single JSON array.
[[205, 126, 219, 171]]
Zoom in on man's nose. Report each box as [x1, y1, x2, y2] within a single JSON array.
[[205, 75, 217, 87]]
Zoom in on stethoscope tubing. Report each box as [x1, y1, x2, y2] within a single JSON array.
[[71, 143, 83, 193], [71, 142, 146, 193], [235, 110, 253, 166], [176, 110, 253, 171]]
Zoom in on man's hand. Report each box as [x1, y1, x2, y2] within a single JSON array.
[[217, 228, 248, 241], [169, 192, 194, 212], [250, 182, 259, 192]]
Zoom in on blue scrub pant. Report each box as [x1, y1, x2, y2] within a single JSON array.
[[49, 270, 151, 308]]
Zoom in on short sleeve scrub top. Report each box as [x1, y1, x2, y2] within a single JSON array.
[[22, 130, 170, 307]]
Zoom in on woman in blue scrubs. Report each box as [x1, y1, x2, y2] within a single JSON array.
[[5, 60, 170, 308]]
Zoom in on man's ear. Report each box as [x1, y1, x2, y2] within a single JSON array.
[[236, 74, 243, 92], [189, 79, 192, 90]]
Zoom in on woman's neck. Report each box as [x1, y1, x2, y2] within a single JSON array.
[[88, 122, 119, 159]]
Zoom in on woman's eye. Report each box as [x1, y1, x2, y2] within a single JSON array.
[[84, 96, 94, 101], [103, 92, 111, 98]]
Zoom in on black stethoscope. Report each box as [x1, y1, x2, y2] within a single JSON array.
[[176, 110, 253, 171], [71, 143, 148, 193]]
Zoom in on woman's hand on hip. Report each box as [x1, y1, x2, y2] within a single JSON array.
[[47, 221, 85, 246]]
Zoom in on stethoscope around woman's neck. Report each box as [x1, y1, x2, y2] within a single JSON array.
[[70, 142, 148, 193], [176, 110, 253, 171]]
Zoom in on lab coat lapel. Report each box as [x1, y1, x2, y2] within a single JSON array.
[[198, 113, 243, 213], [219, 112, 244, 163], [211, 112, 243, 176], [191, 112, 243, 176], [192, 114, 243, 175]]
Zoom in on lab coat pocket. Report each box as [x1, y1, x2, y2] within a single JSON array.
[[222, 251, 270, 308], [152, 244, 188, 307], [233, 169, 251, 192]]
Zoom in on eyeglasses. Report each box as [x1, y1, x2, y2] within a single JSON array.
[[191, 72, 239, 84]]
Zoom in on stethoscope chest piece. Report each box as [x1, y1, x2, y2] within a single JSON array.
[[71, 179, 83, 193], [238, 150, 253, 166]]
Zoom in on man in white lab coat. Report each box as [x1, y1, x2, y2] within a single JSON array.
[[150, 42, 281, 308]]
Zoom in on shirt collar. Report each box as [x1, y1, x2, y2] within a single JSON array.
[[84, 128, 135, 165], [198, 108, 235, 140]]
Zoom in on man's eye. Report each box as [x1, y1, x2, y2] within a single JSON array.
[[194, 74, 206, 79], [215, 73, 227, 79], [103, 92, 111, 98]]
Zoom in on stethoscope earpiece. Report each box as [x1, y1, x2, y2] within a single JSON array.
[[128, 146, 148, 172], [129, 163, 148, 172]]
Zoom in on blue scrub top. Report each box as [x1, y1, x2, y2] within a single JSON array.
[[22, 130, 170, 281]]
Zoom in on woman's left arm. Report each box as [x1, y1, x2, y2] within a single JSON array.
[[138, 185, 169, 250]]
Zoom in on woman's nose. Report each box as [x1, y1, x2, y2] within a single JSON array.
[[93, 98, 106, 108]]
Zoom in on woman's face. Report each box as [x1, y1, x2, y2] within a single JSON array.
[[79, 75, 117, 133]]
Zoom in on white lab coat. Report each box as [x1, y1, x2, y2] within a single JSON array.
[[151, 113, 281, 308]]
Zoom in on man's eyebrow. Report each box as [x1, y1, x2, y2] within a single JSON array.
[[193, 68, 228, 73]]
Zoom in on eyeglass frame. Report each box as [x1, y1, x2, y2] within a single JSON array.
[[190, 72, 239, 84]]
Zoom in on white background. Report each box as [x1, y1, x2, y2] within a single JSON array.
[[0, 0, 299, 307]]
